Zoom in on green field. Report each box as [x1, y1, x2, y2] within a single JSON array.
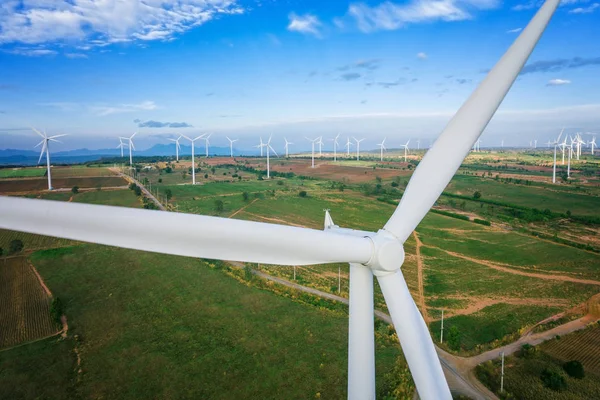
[[4, 245, 404, 399], [0, 177, 127, 193], [0, 168, 46, 179], [40, 189, 143, 208]]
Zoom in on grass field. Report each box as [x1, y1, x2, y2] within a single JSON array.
[[0, 229, 73, 252], [40, 189, 143, 208], [0, 257, 58, 349], [0, 177, 127, 193], [14, 245, 403, 399], [0, 168, 46, 179], [51, 166, 114, 178]]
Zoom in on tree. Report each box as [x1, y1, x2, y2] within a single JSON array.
[[165, 189, 173, 201], [182, 171, 187, 180], [133, 186, 142, 196], [563, 360, 585, 379], [540, 368, 567, 391], [204, 173, 209, 179], [0, 247, 3, 258], [446, 326, 461, 351], [71, 186, 79, 194], [242, 192, 249, 202], [211, 167, 216, 175], [9, 239, 24, 255], [298, 190, 307, 198], [214, 199, 224, 213], [473, 191, 482, 200], [158, 178, 163, 183]]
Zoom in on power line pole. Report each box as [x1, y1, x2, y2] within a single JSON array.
[[338, 265, 341, 294], [440, 309, 444, 344], [293, 266, 296, 281], [500, 351, 505, 393]]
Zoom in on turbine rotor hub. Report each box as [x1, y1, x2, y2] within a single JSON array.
[[366, 230, 405, 275]]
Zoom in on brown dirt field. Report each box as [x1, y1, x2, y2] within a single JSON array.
[[432, 296, 569, 320], [0, 176, 127, 193], [413, 231, 431, 323], [51, 167, 114, 177]]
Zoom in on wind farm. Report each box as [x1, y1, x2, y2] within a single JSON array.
[[1, 1, 599, 400]]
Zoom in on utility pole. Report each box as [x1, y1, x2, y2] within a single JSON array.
[[338, 265, 341, 294], [440, 309, 444, 343], [293, 266, 296, 281], [500, 351, 505, 393]]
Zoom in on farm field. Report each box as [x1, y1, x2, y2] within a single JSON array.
[[51, 166, 114, 177], [41, 189, 143, 208], [0, 167, 46, 179], [20, 245, 404, 399], [0, 176, 127, 193], [0, 257, 58, 349], [0, 229, 73, 252], [542, 324, 600, 376]]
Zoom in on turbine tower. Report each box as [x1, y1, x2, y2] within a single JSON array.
[[401, 140, 410, 162], [377, 138, 387, 161], [353, 137, 365, 161], [551, 129, 563, 184], [284, 138, 293, 158], [0, 2, 561, 399], [590, 136, 596, 155], [123, 132, 137, 167], [168, 136, 183, 161], [345, 137, 353, 156], [32, 128, 66, 191], [182, 134, 205, 184], [262, 136, 278, 179], [203, 133, 213, 158], [559, 135, 567, 164], [329, 133, 340, 162], [226, 136, 238, 158], [317, 137, 324, 156], [117, 137, 128, 158], [306, 137, 318, 168]]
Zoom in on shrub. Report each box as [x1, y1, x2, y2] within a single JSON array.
[[9, 239, 24, 254], [447, 326, 461, 351], [520, 343, 537, 359], [50, 297, 63, 323], [299, 190, 307, 198], [391, 181, 399, 187], [540, 368, 566, 391], [242, 192, 249, 202], [563, 360, 584, 379], [473, 191, 482, 199], [71, 186, 79, 194], [473, 218, 491, 226], [244, 265, 253, 281], [277, 180, 284, 186], [158, 178, 162, 183], [204, 174, 209, 179], [214, 199, 224, 213]]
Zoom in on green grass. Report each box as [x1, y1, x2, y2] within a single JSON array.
[[0, 168, 46, 179], [0, 336, 77, 400], [25, 245, 402, 399], [430, 303, 562, 352]]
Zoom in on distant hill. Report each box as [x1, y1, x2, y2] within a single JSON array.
[[0, 144, 260, 166]]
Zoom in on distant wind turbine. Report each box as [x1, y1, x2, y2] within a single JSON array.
[[401, 140, 410, 162], [306, 137, 318, 168], [317, 137, 324, 156], [284, 138, 293, 157], [203, 133, 213, 157], [124, 132, 137, 166], [262, 136, 278, 178], [329, 133, 340, 162], [168, 135, 183, 161], [377, 138, 387, 161], [353, 137, 365, 161], [590, 136, 596, 155], [117, 137, 128, 158], [345, 137, 353, 156], [551, 129, 563, 184], [33, 128, 67, 191], [226, 136, 238, 158], [254, 137, 264, 157], [182, 134, 205, 184], [416, 139, 420, 150]]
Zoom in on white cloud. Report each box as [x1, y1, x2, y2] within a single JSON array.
[[546, 79, 571, 86], [417, 52, 427, 59], [513, 0, 592, 11], [287, 12, 322, 37], [569, 3, 599, 13], [347, 0, 499, 32], [0, 0, 244, 51], [65, 53, 88, 59], [506, 27, 522, 33], [6, 48, 57, 56], [91, 101, 158, 116]]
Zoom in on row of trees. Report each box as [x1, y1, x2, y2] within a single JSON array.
[[0, 239, 24, 258]]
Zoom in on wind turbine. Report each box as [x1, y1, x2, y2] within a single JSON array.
[[168, 135, 183, 161], [203, 133, 213, 157], [123, 132, 137, 166], [305, 137, 318, 168], [534, 139, 537, 149], [401, 140, 410, 162], [254, 137, 264, 157], [353, 137, 365, 161], [559, 135, 567, 165], [329, 133, 340, 162], [226, 136, 238, 158], [182, 134, 205, 184], [117, 137, 128, 158], [317, 137, 324, 156], [590, 136, 596, 155], [345, 137, 353, 156], [262, 136, 278, 179], [551, 129, 563, 184], [416, 139, 420, 150], [284, 138, 293, 158], [32, 128, 66, 191], [0, 2, 561, 398], [377, 138, 387, 161]]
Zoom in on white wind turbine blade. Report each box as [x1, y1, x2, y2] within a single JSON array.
[[37, 141, 47, 165], [48, 134, 67, 140], [269, 145, 278, 157], [383, 0, 559, 243], [129, 140, 136, 151], [377, 271, 450, 399], [32, 127, 46, 139], [130, 131, 138, 139], [0, 197, 372, 267]]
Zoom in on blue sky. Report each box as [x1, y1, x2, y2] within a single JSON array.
[[0, 0, 599, 152]]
